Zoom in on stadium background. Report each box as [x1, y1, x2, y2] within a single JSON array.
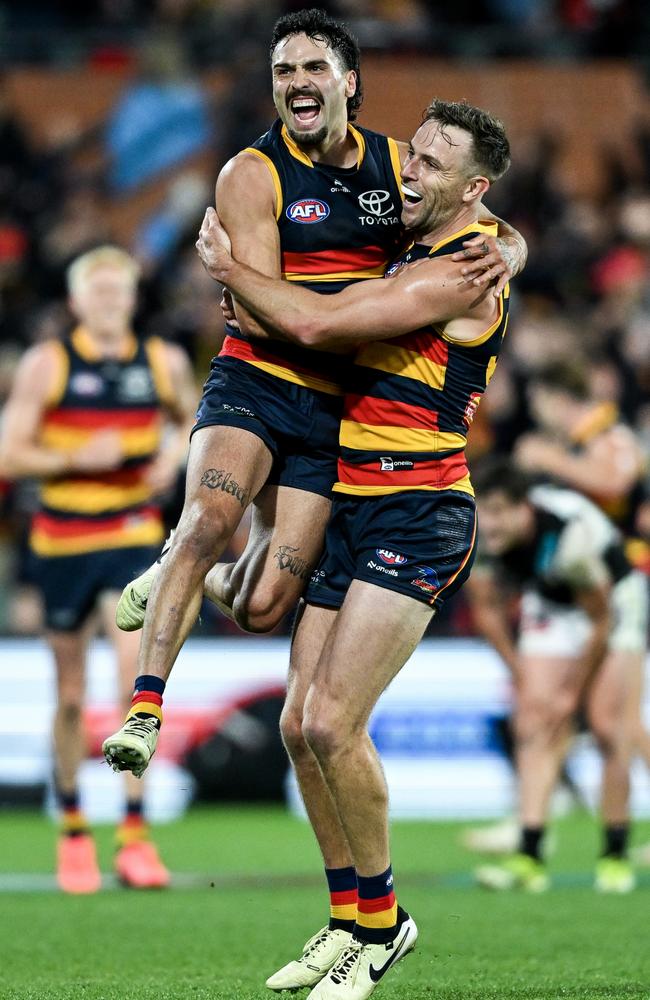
[[1, 2, 650, 998]]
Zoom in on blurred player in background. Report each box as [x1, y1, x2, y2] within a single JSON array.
[[194, 97, 514, 999], [104, 11, 524, 776], [0, 246, 196, 893], [467, 459, 648, 893]]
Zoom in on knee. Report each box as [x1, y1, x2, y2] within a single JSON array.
[[302, 708, 347, 765], [280, 706, 308, 760], [232, 584, 292, 634], [57, 695, 83, 725], [589, 712, 625, 759], [516, 693, 570, 745], [175, 505, 235, 566]]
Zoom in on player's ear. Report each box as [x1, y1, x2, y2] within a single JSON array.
[[463, 175, 490, 204], [345, 70, 357, 100]]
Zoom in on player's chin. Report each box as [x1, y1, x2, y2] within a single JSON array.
[[286, 120, 328, 147], [400, 202, 424, 230]]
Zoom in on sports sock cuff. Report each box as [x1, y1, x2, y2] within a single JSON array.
[[326, 866, 358, 924], [134, 675, 166, 697], [356, 866, 397, 932], [603, 823, 629, 858], [325, 865, 358, 893]]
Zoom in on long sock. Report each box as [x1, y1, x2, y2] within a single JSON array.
[[325, 866, 357, 932], [126, 675, 165, 728], [355, 866, 403, 944], [57, 788, 89, 837], [117, 799, 148, 847], [520, 826, 544, 861], [603, 824, 629, 859]]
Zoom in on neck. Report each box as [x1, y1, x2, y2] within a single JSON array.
[[417, 205, 482, 247], [80, 324, 132, 359], [297, 120, 357, 167]]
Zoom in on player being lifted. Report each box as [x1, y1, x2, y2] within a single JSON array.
[[103, 8, 525, 774]]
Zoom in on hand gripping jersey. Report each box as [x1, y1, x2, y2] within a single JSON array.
[[335, 222, 509, 496], [219, 119, 403, 396], [30, 327, 172, 557]]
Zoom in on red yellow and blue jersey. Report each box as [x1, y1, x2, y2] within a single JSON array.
[[30, 327, 173, 557], [335, 222, 510, 497], [219, 118, 403, 395]]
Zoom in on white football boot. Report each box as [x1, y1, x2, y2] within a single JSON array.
[[306, 917, 418, 1000], [102, 716, 160, 778], [266, 926, 352, 992], [115, 531, 174, 631]]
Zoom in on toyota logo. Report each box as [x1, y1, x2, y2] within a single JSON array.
[[358, 189, 393, 217]]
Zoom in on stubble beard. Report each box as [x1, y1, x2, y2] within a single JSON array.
[[285, 123, 329, 148]]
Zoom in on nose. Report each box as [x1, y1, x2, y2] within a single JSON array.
[[291, 67, 310, 89], [401, 160, 417, 183]]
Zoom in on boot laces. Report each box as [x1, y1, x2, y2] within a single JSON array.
[[329, 943, 363, 984]]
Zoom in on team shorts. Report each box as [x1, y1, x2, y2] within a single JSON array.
[[305, 489, 477, 609], [192, 357, 342, 499], [518, 571, 649, 658], [29, 544, 161, 632]]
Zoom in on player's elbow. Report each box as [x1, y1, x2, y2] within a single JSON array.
[[288, 314, 331, 348]]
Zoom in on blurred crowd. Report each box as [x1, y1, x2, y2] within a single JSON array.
[[0, 4, 649, 637]]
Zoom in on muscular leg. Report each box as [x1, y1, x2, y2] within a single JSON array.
[[49, 621, 95, 795], [624, 650, 650, 770], [587, 649, 631, 826], [137, 426, 273, 680], [280, 601, 353, 869], [514, 655, 581, 829], [205, 485, 331, 633], [301, 582, 433, 876]]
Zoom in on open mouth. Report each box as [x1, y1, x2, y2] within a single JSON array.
[[290, 97, 322, 126], [401, 183, 423, 206]]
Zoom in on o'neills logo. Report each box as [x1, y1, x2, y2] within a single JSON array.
[[379, 457, 414, 472]]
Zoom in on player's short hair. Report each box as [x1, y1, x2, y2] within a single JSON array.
[[530, 361, 590, 401], [270, 8, 363, 121], [423, 99, 511, 182], [67, 245, 141, 296], [472, 457, 531, 502]]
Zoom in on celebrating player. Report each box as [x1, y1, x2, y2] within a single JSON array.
[[467, 459, 647, 893], [187, 98, 514, 998], [0, 247, 196, 892]]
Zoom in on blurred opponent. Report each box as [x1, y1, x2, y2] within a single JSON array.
[[467, 459, 647, 893], [0, 246, 196, 893], [103, 8, 526, 789]]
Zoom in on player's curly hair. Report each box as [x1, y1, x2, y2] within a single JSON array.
[[270, 8, 363, 122], [472, 457, 532, 502], [423, 99, 511, 182]]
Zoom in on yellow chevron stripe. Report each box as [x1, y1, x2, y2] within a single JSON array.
[[283, 268, 385, 282], [41, 480, 152, 514], [30, 519, 163, 557], [339, 420, 466, 453], [41, 424, 161, 457], [356, 902, 398, 929], [387, 137, 404, 195], [333, 475, 474, 498], [243, 147, 283, 220], [234, 358, 343, 396], [127, 701, 163, 723], [355, 342, 446, 388]]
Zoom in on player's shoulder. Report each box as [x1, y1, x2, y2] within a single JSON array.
[[18, 338, 67, 377]]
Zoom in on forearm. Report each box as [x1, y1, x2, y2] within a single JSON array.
[[473, 605, 519, 675], [549, 452, 630, 499], [0, 442, 72, 479]]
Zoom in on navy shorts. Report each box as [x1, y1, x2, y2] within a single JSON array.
[[305, 490, 477, 609], [192, 357, 342, 499], [29, 544, 161, 632]]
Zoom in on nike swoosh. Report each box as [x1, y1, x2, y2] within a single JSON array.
[[368, 926, 412, 983]]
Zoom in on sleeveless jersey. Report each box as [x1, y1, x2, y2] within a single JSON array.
[[30, 327, 172, 557], [334, 222, 510, 496], [219, 119, 403, 395]]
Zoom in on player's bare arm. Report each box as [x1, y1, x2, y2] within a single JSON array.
[[214, 153, 282, 338], [465, 569, 521, 681], [0, 342, 124, 478], [574, 581, 613, 684], [197, 206, 500, 350]]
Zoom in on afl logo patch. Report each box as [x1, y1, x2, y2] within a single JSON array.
[[377, 549, 408, 566], [286, 199, 330, 224]]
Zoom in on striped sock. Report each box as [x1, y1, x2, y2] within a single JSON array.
[[127, 675, 165, 729], [326, 865, 357, 932], [57, 789, 89, 837], [355, 865, 399, 944]]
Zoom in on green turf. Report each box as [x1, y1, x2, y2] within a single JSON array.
[[1, 807, 649, 999]]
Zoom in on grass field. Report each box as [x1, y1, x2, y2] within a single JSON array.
[[1, 806, 649, 999]]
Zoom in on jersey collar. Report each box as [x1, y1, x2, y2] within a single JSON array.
[[71, 326, 138, 363], [571, 401, 618, 445], [281, 123, 365, 170]]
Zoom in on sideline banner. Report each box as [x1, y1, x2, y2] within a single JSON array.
[[1, 637, 649, 820]]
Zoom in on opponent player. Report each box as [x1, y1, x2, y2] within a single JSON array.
[[0, 246, 196, 892], [105, 9, 524, 674], [466, 459, 647, 893], [186, 98, 513, 997]]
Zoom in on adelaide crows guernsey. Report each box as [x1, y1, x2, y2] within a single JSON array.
[[30, 327, 172, 557], [219, 119, 403, 395], [335, 222, 510, 496]]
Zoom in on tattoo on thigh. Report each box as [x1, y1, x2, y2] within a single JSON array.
[[274, 544, 311, 581], [199, 468, 249, 508]]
